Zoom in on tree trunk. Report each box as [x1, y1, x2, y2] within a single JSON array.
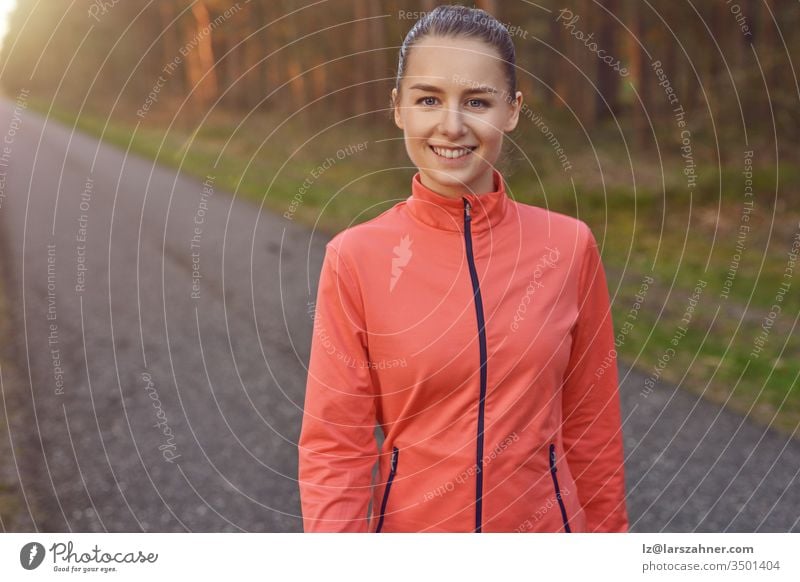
[[185, 0, 219, 112], [578, 0, 596, 127], [549, 8, 567, 110], [369, 6, 388, 119], [353, 0, 371, 116], [595, 0, 620, 119], [279, 0, 306, 117], [627, 1, 650, 149], [474, 0, 498, 15]]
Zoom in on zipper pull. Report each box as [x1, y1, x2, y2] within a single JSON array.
[[390, 447, 398, 472], [549, 444, 557, 470], [463, 198, 471, 220]]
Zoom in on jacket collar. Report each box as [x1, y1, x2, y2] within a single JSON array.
[[406, 168, 509, 233]]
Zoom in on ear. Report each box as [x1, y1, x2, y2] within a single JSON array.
[[392, 88, 404, 130], [503, 91, 523, 133]]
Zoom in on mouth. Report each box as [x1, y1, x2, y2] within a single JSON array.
[[429, 144, 477, 160]]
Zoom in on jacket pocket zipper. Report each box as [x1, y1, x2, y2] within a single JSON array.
[[549, 443, 572, 533], [375, 446, 399, 532]]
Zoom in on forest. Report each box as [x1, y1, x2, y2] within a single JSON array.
[[1, 0, 797, 148], [0, 1, 798, 434]]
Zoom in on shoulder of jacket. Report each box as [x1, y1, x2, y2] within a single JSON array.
[[511, 201, 593, 248], [325, 205, 404, 262]]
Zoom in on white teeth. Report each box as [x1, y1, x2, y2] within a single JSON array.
[[432, 146, 473, 159]]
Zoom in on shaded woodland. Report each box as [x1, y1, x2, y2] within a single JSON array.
[[0, 0, 797, 172]]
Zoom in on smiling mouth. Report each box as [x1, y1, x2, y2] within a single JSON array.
[[429, 145, 477, 159]]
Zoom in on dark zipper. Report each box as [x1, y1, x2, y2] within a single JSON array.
[[463, 198, 489, 533], [549, 443, 572, 533], [375, 446, 399, 532]]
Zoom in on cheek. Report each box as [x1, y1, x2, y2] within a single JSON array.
[[402, 126, 428, 162], [402, 116, 430, 141], [474, 116, 505, 145]]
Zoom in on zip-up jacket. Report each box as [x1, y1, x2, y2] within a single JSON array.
[[298, 168, 628, 532]]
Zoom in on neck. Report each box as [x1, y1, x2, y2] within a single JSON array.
[[419, 170, 496, 199]]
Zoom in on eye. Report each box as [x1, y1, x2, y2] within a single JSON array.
[[468, 98, 489, 108], [417, 96, 438, 106]]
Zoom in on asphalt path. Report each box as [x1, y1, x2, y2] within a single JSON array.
[[0, 98, 796, 532]]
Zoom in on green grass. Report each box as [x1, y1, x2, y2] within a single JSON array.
[[609, 269, 799, 436], [23, 96, 800, 439]]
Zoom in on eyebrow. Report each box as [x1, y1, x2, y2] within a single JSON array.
[[408, 83, 498, 95]]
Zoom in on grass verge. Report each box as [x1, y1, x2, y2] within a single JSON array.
[[22, 97, 800, 439]]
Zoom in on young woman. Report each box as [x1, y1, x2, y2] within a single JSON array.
[[298, 5, 628, 533]]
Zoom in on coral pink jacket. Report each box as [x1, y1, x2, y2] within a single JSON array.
[[298, 168, 628, 532]]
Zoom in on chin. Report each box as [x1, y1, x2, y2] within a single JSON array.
[[424, 169, 471, 185]]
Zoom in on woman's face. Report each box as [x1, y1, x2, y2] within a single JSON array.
[[392, 35, 523, 198]]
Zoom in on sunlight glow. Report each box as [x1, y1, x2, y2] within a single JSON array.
[[0, 0, 17, 52]]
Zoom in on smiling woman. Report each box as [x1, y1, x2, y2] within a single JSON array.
[[298, 4, 628, 534]]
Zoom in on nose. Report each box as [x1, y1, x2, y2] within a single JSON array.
[[438, 102, 466, 139]]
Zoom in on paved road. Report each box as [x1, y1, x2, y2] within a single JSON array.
[[0, 97, 796, 532]]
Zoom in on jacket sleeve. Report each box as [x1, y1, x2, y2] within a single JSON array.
[[561, 223, 629, 532], [298, 243, 378, 532]]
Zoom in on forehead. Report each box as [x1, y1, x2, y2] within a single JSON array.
[[403, 35, 506, 91]]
